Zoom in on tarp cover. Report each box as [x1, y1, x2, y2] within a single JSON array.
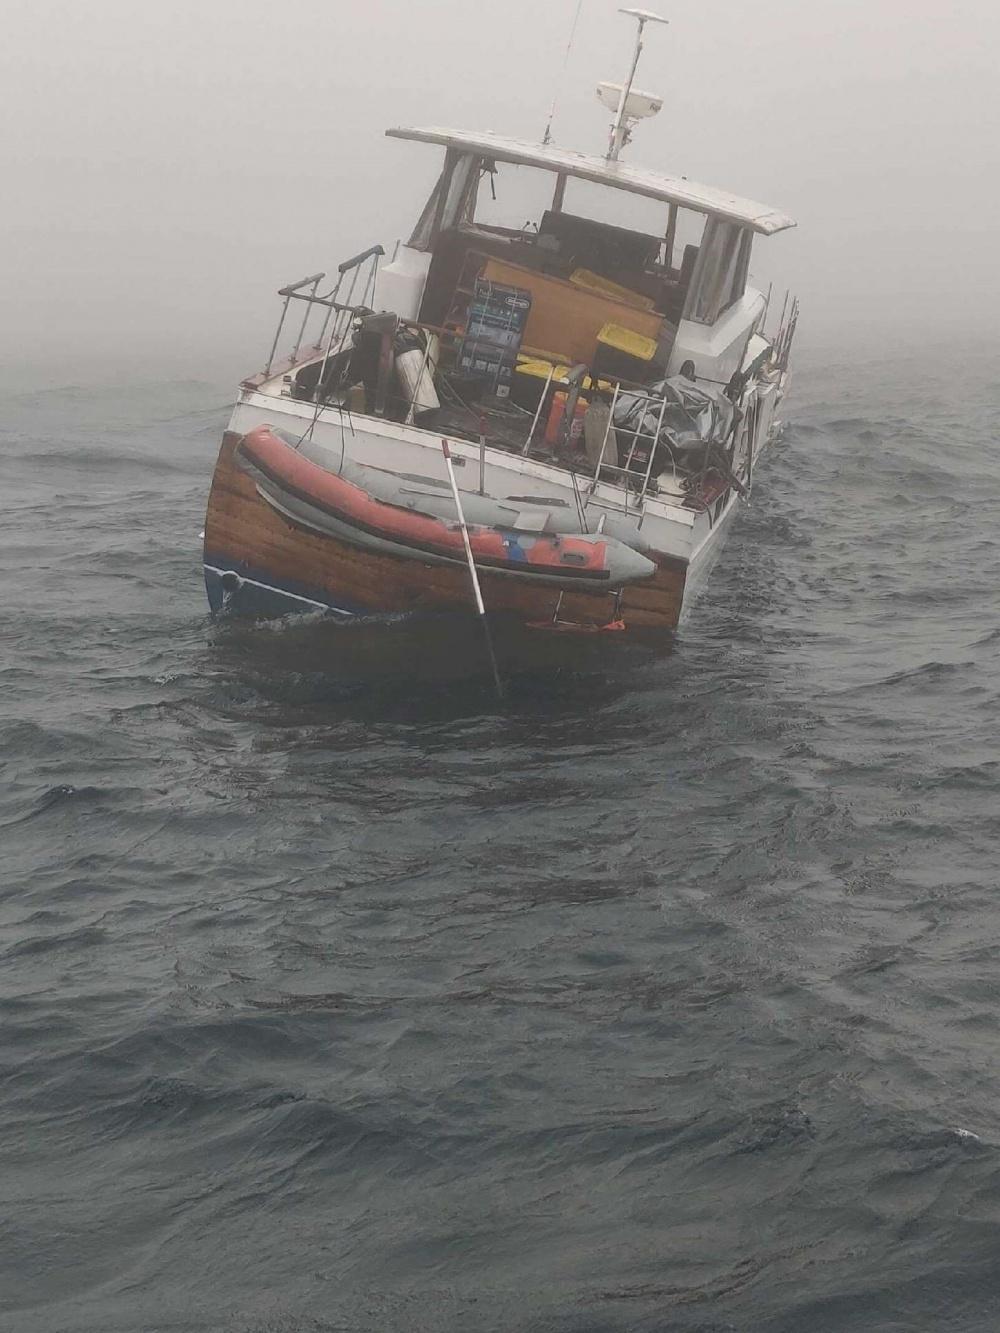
[[613, 376, 734, 470]]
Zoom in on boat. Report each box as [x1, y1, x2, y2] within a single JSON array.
[[203, 7, 799, 635]]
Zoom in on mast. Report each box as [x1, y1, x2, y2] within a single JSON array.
[[606, 8, 669, 161]]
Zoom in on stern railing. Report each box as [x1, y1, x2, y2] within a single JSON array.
[[263, 245, 385, 378]]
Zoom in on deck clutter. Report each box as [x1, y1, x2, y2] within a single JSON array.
[[203, 8, 798, 635]]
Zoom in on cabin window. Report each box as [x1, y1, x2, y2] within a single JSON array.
[[472, 162, 572, 236], [408, 151, 481, 250], [683, 219, 752, 325]]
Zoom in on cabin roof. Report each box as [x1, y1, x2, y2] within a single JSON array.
[[386, 126, 796, 236]]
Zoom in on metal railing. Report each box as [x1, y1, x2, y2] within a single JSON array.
[[264, 272, 324, 376], [263, 245, 385, 378]]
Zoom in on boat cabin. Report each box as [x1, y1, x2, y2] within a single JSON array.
[[256, 124, 795, 509], [379, 128, 794, 385]]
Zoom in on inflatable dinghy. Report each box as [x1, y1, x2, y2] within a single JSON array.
[[237, 426, 656, 590]]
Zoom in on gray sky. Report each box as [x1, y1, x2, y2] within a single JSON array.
[[4, 0, 998, 385]]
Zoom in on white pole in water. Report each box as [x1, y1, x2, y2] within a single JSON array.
[[608, 8, 669, 161], [441, 439, 504, 701]]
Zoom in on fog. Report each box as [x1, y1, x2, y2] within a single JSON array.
[[4, 0, 998, 387]]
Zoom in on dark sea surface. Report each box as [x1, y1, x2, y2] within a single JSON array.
[[3, 343, 999, 1332]]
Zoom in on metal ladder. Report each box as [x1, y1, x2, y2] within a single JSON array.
[[586, 381, 671, 516]]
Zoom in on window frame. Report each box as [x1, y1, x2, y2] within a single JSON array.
[[683, 218, 753, 325]]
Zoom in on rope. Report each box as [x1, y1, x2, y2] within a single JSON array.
[[542, 0, 585, 146]]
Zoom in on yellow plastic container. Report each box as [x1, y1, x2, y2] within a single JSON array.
[[515, 357, 613, 392], [516, 356, 573, 383], [596, 322, 658, 364]]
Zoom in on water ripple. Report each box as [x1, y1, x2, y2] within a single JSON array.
[[2, 353, 1000, 1331]]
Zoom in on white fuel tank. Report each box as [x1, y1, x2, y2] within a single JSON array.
[[377, 245, 432, 321]]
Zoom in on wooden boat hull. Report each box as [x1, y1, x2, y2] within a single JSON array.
[[203, 432, 688, 629]]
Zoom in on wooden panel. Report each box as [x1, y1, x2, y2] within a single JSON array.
[[481, 258, 662, 367], [203, 433, 686, 630]]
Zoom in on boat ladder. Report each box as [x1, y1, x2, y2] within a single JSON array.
[[585, 380, 671, 519]]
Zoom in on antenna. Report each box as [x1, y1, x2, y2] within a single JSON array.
[[604, 7, 669, 161], [541, 0, 585, 146]]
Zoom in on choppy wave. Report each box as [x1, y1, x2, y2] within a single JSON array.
[[2, 349, 1000, 1331]]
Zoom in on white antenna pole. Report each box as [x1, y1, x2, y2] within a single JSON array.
[[607, 9, 669, 161]]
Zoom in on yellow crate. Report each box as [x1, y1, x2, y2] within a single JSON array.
[[515, 357, 613, 392], [596, 322, 658, 363]]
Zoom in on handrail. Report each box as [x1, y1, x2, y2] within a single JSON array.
[[307, 245, 385, 405], [338, 245, 385, 275], [277, 272, 326, 297], [287, 290, 366, 314], [266, 273, 327, 375], [291, 275, 323, 363]]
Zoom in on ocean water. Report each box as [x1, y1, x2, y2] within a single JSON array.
[[2, 343, 999, 1332]]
